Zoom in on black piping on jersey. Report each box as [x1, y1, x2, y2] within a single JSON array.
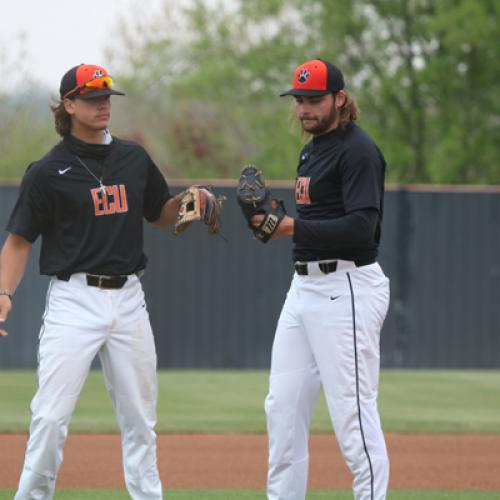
[[347, 272, 375, 499]]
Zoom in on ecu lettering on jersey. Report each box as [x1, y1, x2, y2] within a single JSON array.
[[91, 184, 129, 216], [295, 177, 311, 205]]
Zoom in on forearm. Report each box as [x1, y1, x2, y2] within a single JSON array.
[[152, 192, 184, 229], [270, 216, 295, 238], [0, 233, 32, 294]]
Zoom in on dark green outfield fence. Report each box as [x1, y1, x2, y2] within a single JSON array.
[[1, 182, 499, 369]]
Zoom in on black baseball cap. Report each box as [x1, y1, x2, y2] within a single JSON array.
[[280, 58, 344, 97], [60, 64, 125, 100]]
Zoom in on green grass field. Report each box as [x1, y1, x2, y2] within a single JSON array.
[[1, 369, 499, 434], [1, 369, 499, 498]]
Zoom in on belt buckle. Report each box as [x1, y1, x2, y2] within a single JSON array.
[[87, 274, 109, 289]]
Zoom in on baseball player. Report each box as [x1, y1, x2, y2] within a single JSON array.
[[243, 59, 390, 499], [0, 64, 185, 499]]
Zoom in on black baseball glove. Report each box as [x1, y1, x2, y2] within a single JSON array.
[[236, 165, 286, 243]]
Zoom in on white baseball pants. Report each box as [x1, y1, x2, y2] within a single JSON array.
[[265, 261, 390, 500], [15, 273, 162, 500]]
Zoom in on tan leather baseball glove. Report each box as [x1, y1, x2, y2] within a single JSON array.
[[174, 185, 225, 236]]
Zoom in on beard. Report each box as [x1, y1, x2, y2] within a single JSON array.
[[300, 104, 339, 136]]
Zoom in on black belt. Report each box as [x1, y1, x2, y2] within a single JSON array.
[[295, 261, 337, 275], [294, 258, 375, 276], [56, 273, 128, 289]]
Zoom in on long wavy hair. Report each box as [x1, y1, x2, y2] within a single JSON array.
[[336, 91, 359, 127], [50, 101, 72, 137]]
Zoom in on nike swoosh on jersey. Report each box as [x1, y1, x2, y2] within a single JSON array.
[[58, 167, 72, 175]]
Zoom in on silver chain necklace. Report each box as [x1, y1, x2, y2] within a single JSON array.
[[75, 156, 107, 194]]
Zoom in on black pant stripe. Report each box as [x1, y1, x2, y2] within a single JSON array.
[[347, 272, 374, 499]]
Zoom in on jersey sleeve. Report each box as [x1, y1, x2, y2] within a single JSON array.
[[6, 163, 53, 242], [340, 143, 385, 214], [143, 158, 172, 222], [293, 208, 379, 250]]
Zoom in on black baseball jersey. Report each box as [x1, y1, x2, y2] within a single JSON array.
[[292, 123, 386, 263], [7, 136, 171, 276]]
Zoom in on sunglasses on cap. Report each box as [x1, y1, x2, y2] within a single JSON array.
[[63, 75, 115, 99]]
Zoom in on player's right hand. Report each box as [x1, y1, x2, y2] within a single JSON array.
[[0, 295, 12, 337]]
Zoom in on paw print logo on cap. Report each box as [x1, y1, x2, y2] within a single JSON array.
[[298, 68, 310, 83]]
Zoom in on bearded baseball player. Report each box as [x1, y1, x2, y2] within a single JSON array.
[[238, 59, 390, 499], [0, 63, 221, 499]]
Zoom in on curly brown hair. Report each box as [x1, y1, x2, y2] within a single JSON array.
[[50, 101, 72, 137]]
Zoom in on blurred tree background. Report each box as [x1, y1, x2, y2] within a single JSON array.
[[1, 0, 499, 183], [0, 37, 56, 180]]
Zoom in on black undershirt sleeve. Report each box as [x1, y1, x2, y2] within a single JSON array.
[[293, 208, 379, 251]]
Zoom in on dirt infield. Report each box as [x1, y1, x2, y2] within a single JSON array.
[[2, 433, 499, 489]]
